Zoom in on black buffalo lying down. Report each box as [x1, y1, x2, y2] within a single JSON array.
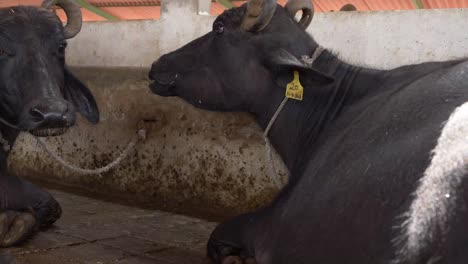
[[149, 0, 468, 263], [0, 0, 99, 247]]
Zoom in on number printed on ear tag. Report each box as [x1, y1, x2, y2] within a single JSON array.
[[285, 70, 303, 101]]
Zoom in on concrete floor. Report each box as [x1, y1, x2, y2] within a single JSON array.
[[0, 190, 217, 264]]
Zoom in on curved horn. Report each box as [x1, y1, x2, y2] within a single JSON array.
[[42, 0, 83, 39], [241, 0, 277, 32], [285, 0, 314, 29], [339, 4, 357, 11]]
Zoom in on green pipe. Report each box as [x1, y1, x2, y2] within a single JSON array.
[[75, 0, 119, 21], [217, 0, 233, 9], [412, 0, 425, 9]]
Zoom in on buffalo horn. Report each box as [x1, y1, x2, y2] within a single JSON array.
[[285, 0, 314, 29], [241, 0, 277, 32], [42, 0, 83, 39]]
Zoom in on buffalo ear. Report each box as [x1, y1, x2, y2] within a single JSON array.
[[64, 68, 99, 124], [268, 49, 334, 93]]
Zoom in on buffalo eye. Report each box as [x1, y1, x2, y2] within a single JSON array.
[[214, 22, 224, 34], [58, 41, 68, 54], [0, 48, 6, 57]]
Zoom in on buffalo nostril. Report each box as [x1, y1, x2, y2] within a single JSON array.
[[29, 102, 70, 125], [30, 108, 45, 122], [62, 115, 67, 121]]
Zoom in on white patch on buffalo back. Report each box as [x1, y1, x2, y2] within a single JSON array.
[[395, 101, 468, 262]]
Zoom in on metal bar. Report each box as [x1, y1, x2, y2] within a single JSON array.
[[413, 0, 425, 9], [75, 0, 119, 20], [361, 0, 371, 11], [217, 0, 233, 9]]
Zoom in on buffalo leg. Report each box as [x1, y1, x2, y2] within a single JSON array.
[[0, 174, 61, 247]]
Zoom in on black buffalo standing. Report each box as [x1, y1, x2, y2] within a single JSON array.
[[149, 0, 468, 263], [0, 0, 98, 247]]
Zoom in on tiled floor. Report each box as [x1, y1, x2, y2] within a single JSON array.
[[1, 190, 217, 264]]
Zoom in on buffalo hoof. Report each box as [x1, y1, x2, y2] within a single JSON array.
[[35, 197, 62, 229], [0, 211, 36, 247], [244, 258, 256, 264], [221, 256, 257, 264], [222, 256, 242, 264], [207, 231, 256, 264], [208, 239, 256, 264]]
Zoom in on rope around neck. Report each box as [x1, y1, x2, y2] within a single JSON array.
[[263, 47, 325, 186], [0, 132, 10, 152], [263, 97, 289, 188]]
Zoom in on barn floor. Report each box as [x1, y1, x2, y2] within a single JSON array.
[[1, 189, 216, 264]]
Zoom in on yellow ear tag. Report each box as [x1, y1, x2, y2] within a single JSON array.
[[285, 70, 304, 101]]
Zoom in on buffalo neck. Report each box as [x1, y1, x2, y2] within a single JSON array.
[[256, 48, 382, 178]]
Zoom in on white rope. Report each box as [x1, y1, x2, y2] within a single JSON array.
[[0, 115, 147, 176], [263, 97, 289, 188], [0, 131, 10, 152], [263, 97, 289, 138], [0, 117, 17, 152], [264, 137, 284, 187], [263, 47, 325, 186], [35, 129, 146, 176], [301, 46, 325, 68]]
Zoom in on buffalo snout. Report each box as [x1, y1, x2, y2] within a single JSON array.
[[149, 58, 179, 97], [20, 98, 76, 136]]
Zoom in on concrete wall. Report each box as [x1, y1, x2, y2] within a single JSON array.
[[65, 0, 214, 68], [9, 1, 468, 218], [312, 9, 468, 69], [65, 3, 468, 69]]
